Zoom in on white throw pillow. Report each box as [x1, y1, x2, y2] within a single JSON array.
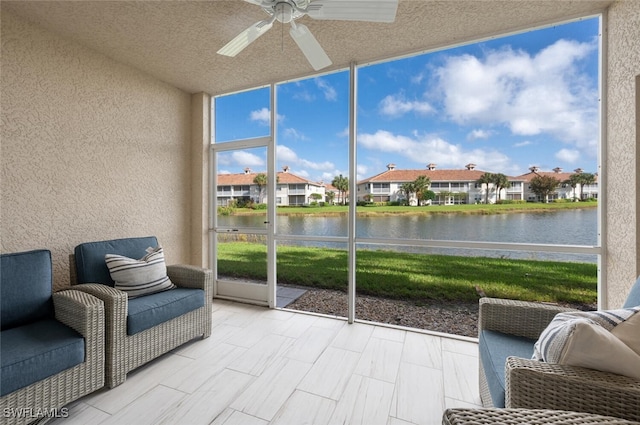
[[532, 307, 640, 380], [612, 311, 640, 357], [105, 246, 175, 298]]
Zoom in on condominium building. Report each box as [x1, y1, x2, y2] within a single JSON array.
[[217, 166, 326, 206], [357, 164, 598, 205]]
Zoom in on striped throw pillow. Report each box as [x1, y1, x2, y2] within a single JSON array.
[[105, 247, 176, 298], [532, 307, 640, 380]]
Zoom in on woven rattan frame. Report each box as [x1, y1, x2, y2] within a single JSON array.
[[0, 290, 105, 425], [506, 356, 640, 422], [442, 408, 640, 425], [70, 255, 213, 388], [478, 297, 576, 407], [478, 297, 640, 421]]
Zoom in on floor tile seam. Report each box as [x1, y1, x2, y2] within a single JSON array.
[[351, 370, 399, 386], [290, 387, 341, 408], [210, 408, 265, 425], [108, 384, 189, 422], [73, 401, 112, 421], [443, 393, 483, 406], [172, 363, 255, 394], [441, 350, 478, 362], [397, 358, 444, 373]]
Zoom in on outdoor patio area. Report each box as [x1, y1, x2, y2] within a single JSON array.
[[50, 300, 481, 425]]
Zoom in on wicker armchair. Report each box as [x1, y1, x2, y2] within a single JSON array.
[[479, 290, 640, 422], [69, 236, 213, 388], [442, 408, 640, 425], [1, 250, 104, 425]]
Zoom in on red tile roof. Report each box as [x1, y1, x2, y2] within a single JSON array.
[[358, 169, 523, 184], [217, 171, 323, 186], [516, 171, 598, 183]]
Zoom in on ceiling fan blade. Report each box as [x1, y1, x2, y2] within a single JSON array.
[[217, 19, 274, 57], [306, 0, 398, 23], [289, 23, 332, 71], [243, 0, 263, 4]]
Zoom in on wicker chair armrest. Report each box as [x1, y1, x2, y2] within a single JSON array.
[[53, 289, 104, 338], [479, 297, 576, 339], [505, 356, 640, 422], [70, 283, 127, 371], [167, 264, 213, 292], [53, 289, 105, 388]]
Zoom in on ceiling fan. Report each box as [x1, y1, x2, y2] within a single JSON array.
[[217, 0, 398, 71]]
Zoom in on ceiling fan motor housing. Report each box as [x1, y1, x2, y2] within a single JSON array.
[[264, 0, 310, 23]]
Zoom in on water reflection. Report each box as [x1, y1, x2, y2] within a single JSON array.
[[218, 208, 598, 262]]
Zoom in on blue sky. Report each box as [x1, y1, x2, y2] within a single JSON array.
[[215, 17, 600, 183]]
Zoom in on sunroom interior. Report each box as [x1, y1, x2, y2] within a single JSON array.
[[1, 0, 639, 424]]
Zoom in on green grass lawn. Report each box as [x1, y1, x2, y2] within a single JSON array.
[[217, 242, 597, 305], [226, 201, 597, 217]]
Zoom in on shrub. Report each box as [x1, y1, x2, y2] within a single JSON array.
[[496, 199, 527, 204]]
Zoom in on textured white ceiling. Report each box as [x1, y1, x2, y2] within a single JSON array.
[[2, 0, 612, 96]]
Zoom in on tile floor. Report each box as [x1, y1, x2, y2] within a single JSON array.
[[50, 300, 481, 425]]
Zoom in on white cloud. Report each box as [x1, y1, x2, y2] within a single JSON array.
[[411, 72, 425, 85], [514, 140, 533, 147], [231, 151, 264, 168], [435, 39, 598, 156], [555, 148, 580, 163], [315, 78, 337, 101], [277, 145, 335, 174], [249, 107, 284, 125], [277, 145, 298, 163], [250, 107, 270, 125], [283, 128, 309, 141], [358, 130, 516, 173], [379, 94, 434, 118], [467, 129, 493, 140]]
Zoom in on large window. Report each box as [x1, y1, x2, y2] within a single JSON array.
[[211, 16, 602, 332]]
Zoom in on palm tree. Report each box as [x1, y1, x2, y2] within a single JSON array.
[[577, 173, 596, 200], [565, 174, 582, 200], [253, 173, 267, 203], [326, 191, 335, 205], [413, 175, 431, 205], [476, 173, 494, 204], [399, 181, 415, 205], [491, 173, 510, 202], [331, 174, 349, 205]]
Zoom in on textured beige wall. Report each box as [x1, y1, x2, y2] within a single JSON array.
[[190, 92, 210, 267], [1, 11, 192, 291], [606, 1, 640, 307]]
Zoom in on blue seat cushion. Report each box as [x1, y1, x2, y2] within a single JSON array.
[[0, 319, 84, 396], [74, 236, 158, 286], [479, 330, 537, 408], [623, 276, 640, 308], [127, 288, 205, 335], [1, 249, 53, 331]]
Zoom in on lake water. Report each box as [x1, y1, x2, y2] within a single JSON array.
[[218, 208, 598, 263]]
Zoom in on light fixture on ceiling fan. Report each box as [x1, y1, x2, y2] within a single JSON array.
[[217, 0, 398, 71]]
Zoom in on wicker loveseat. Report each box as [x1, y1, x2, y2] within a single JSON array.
[[70, 236, 212, 388], [478, 277, 640, 421], [0, 249, 105, 425]]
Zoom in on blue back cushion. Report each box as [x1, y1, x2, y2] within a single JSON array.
[[1, 249, 53, 331], [74, 236, 158, 286], [623, 276, 640, 308], [479, 330, 537, 408]]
